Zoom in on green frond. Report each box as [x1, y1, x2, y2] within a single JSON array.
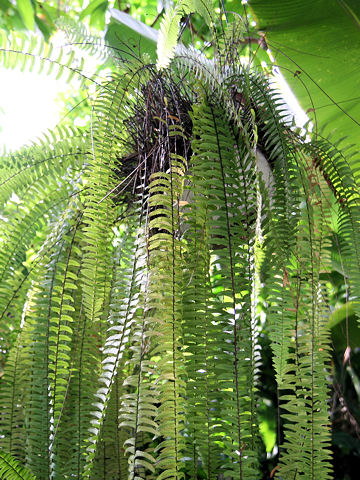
[[53, 227, 100, 479], [85, 222, 147, 477], [0, 30, 87, 84], [309, 138, 360, 324], [0, 451, 36, 480], [144, 156, 188, 480], [276, 164, 333, 478], [156, 6, 183, 71], [23, 214, 84, 479], [156, 0, 215, 70], [117, 246, 159, 477], [0, 127, 86, 206], [0, 331, 28, 460], [0, 130, 87, 361], [56, 17, 114, 66], [93, 371, 128, 479], [185, 97, 261, 479]]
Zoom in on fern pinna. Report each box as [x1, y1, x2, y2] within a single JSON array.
[[1, 4, 360, 480]]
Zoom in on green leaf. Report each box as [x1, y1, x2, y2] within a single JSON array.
[[34, 15, 51, 41], [329, 302, 360, 350], [328, 302, 356, 329], [16, 0, 35, 30], [249, 0, 360, 151], [79, 0, 106, 20], [89, 1, 108, 31], [106, 8, 158, 60], [0, 450, 36, 479]]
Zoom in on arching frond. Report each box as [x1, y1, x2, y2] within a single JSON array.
[[0, 30, 86, 83]]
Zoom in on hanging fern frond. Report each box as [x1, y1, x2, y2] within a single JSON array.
[[182, 164, 220, 478], [0, 331, 28, 461], [0, 126, 86, 206], [117, 239, 159, 478], [186, 96, 261, 479], [271, 149, 333, 479], [0, 130, 87, 364], [309, 138, 360, 324], [146, 155, 187, 480]]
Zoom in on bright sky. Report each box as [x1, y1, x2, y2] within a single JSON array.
[[0, 68, 67, 151]]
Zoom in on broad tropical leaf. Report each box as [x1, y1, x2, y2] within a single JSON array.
[[249, 0, 360, 152]]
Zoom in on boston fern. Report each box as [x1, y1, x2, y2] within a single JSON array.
[[0, 2, 360, 479]]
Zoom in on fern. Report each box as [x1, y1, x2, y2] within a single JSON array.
[[0, 30, 85, 83], [188, 97, 260, 479], [146, 157, 188, 480], [0, 451, 36, 480], [0, 129, 87, 363], [1, 8, 359, 480], [56, 17, 114, 66], [271, 153, 333, 479], [157, 0, 215, 70]]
